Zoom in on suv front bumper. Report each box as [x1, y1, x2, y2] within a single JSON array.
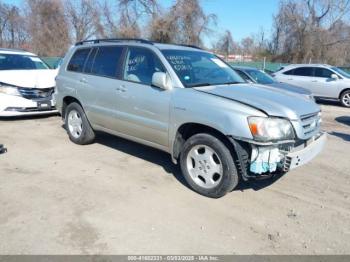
[[283, 132, 327, 171], [229, 132, 327, 179]]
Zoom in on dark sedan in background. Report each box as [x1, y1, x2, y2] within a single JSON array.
[[232, 66, 313, 100]]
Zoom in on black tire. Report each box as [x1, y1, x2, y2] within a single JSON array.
[[64, 102, 95, 145], [179, 133, 239, 198], [340, 90, 350, 107]]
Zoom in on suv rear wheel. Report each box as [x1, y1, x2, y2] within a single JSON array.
[[179, 133, 239, 198], [340, 90, 350, 107], [65, 102, 95, 144]]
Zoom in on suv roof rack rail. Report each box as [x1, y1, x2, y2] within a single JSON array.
[[0, 47, 28, 53], [75, 38, 154, 46], [177, 44, 202, 50]]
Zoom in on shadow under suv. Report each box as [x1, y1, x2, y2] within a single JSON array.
[[55, 39, 326, 198]]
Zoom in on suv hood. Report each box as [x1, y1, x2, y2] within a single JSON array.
[[195, 84, 320, 120], [0, 70, 57, 89]]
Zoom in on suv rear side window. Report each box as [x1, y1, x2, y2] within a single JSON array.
[[292, 67, 313, 77], [84, 48, 97, 73], [314, 68, 333, 78], [123, 47, 165, 85], [67, 48, 90, 72], [91, 46, 124, 78]]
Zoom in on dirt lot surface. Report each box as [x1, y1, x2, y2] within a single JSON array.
[[0, 101, 349, 255]]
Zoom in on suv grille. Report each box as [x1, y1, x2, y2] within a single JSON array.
[[300, 112, 321, 136], [19, 87, 54, 100]]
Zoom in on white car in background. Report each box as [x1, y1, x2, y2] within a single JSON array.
[[0, 48, 58, 117], [273, 64, 350, 107]]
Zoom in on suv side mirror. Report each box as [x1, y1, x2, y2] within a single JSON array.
[[331, 74, 339, 80], [152, 72, 171, 90]]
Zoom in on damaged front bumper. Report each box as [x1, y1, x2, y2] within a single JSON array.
[[229, 132, 327, 180], [282, 132, 327, 171]]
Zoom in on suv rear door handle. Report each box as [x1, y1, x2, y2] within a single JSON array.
[[116, 85, 127, 92]]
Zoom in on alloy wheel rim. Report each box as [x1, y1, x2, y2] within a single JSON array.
[[186, 145, 223, 189], [68, 110, 83, 139], [343, 93, 350, 106]]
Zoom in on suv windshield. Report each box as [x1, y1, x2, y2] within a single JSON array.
[[0, 53, 49, 70], [245, 69, 275, 84], [331, 67, 350, 79], [161, 49, 244, 87]]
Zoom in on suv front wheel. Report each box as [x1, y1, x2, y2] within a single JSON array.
[[340, 90, 350, 107], [179, 133, 239, 198], [65, 102, 95, 145]]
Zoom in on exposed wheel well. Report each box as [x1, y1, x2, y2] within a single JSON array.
[[173, 123, 251, 181], [339, 88, 350, 99], [62, 96, 82, 119], [173, 123, 234, 160]]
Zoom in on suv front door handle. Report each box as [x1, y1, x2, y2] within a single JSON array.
[[79, 78, 87, 84]]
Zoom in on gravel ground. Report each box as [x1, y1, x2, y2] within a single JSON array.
[[0, 101, 349, 254]]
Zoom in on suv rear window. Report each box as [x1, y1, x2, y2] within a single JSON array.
[[67, 48, 90, 72], [91, 46, 124, 78]]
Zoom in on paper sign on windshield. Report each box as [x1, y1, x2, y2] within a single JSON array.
[[211, 58, 229, 68]]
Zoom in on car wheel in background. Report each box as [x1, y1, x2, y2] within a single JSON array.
[[340, 90, 350, 108], [179, 133, 239, 198], [65, 102, 95, 145]]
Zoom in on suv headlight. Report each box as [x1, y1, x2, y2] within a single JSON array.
[[248, 116, 295, 142], [0, 82, 21, 96]]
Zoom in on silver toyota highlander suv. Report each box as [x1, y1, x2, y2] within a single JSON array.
[[55, 39, 327, 198]]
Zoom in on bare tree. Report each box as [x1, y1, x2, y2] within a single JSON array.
[[25, 0, 70, 56], [240, 37, 255, 56], [65, 0, 103, 42], [0, 2, 27, 48], [270, 0, 350, 64], [149, 0, 216, 46], [100, 0, 160, 39], [212, 30, 239, 59], [170, 0, 216, 46]]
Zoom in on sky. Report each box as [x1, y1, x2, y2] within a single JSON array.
[[163, 0, 280, 43], [3, 0, 280, 43]]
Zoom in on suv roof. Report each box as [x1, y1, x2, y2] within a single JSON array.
[[281, 64, 332, 71], [74, 38, 203, 51], [0, 48, 36, 56]]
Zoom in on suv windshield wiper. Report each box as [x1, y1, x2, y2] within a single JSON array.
[[222, 81, 242, 85], [188, 83, 214, 88], [188, 81, 243, 88]]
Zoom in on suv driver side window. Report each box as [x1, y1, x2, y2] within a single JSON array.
[[123, 47, 165, 85]]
